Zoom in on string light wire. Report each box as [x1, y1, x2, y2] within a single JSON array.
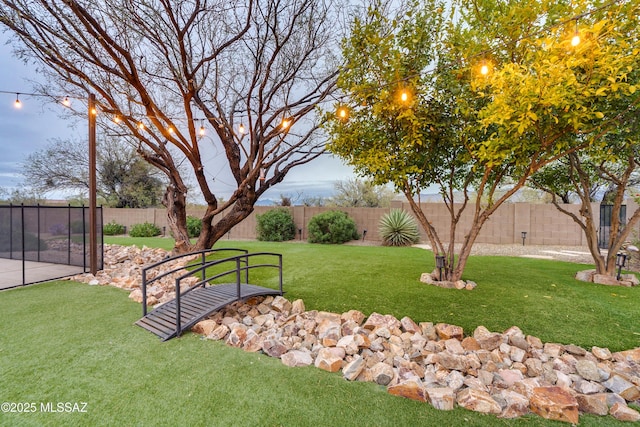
[[0, 0, 629, 125]]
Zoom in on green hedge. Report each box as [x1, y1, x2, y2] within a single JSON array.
[[103, 220, 126, 236], [307, 210, 359, 244], [256, 208, 296, 242], [129, 222, 162, 237]]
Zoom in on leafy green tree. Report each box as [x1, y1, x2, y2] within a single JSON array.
[[22, 137, 164, 208], [530, 134, 640, 276], [0, 187, 46, 205], [326, 0, 640, 281], [328, 178, 395, 208]]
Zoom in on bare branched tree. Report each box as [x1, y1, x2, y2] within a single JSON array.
[[0, 0, 344, 252]]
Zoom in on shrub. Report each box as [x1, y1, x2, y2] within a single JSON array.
[[103, 220, 126, 236], [307, 210, 359, 244], [256, 208, 296, 242], [186, 216, 202, 238], [129, 222, 161, 237], [71, 220, 86, 234], [379, 209, 420, 246], [0, 223, 46, 252], [49, 223, 67, 236]]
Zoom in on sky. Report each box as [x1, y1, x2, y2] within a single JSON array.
[[0, 32, 357, 204]]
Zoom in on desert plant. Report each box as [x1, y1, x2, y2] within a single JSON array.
[[307, 210, 359, 244], [379, 209, 420, 246], [103, 220, 126, 236], [129, 222, 161, 238], [256, 208, 296, 242], [71, 220, 86, 233], [186, 216, 202, 238], [0, 223, 46, 251], [48, 223, 67, 236]]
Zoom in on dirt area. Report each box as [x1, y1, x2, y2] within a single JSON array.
[[347, 239, 640, 272]]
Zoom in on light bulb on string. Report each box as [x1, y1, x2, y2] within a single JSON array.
[[199, 120, 206, 138], [113, 115, 122, 124], [571, 19, 580, 47], [62, 96, 71, 107], [137, 121, 145, 130], [337, 106, 349, 121], [238, 123, 246, 134], [14, 93, 22, 109]]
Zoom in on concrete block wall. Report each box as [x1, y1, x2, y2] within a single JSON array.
[[104, 200, 635, 247]]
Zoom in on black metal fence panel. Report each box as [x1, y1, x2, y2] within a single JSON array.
[[598, 204, 626, 249], [0, 205, 103, 287]]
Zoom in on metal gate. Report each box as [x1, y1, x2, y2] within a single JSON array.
[[599, 204, 626, 249]]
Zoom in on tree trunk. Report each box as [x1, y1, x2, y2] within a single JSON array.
[[162, 184, 191, 254]]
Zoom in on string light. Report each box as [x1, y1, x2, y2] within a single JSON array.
[[137, 121, 145, 130], [337, 106, 349, 120], [62, 96, 71, 107], [199, 120, 206, 137], [14, 93, 22, 109], [238, 123, 246, 134], [571, 19, 581, 46], [281, 117, 292, 130], [332, 0, 624, 119]]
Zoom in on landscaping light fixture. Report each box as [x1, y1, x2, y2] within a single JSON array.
[[521, 231, 527, 246], [435, 255, 445, 281], [362, 229, 367, 241], [298, 228, 302, 240], [616, 252, 627, 280]]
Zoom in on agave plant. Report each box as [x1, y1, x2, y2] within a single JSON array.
[[379, 209, 420, 246]]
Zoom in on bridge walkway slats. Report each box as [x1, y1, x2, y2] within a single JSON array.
[[136, 283, 281, 341]]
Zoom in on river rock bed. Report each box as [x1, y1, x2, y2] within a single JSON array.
[[70, 244, 640, 423], [192, 295, 640, 423]]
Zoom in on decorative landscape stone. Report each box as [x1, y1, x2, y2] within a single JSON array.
[[71, 245, 640, 423]]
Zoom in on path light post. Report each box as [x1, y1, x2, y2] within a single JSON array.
[[616, 252, 627, 280], [521, 231, 527, 246], [617, 245, 639, 280], [435, 254, 445, 281], [362, 229, 367, 241]]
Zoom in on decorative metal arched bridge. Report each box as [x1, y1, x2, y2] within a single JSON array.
[[135, 248, 283, 341]]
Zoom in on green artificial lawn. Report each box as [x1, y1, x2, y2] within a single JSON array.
[[0, 237, 637, 426]]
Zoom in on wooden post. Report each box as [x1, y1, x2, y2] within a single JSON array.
[[89, 93, 97, 275]]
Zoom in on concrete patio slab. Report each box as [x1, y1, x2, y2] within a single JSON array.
[[0, 258, 85, 290]]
